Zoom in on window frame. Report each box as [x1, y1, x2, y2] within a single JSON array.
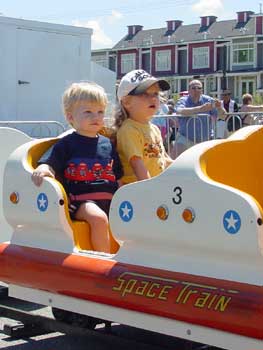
[[155, 49, 171, 71], [192, 46, 210, 69], [232, 43, 254, 65], [92, 56, 108, 68], [121, 53, 136, 74]]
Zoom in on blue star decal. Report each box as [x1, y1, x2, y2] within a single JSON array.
[[223, 210, 241, 234], [119, 201, 133, 222], [37, 193, 48, 212]]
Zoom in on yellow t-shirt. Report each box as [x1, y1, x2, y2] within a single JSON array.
[[117, 118, 166, 184]]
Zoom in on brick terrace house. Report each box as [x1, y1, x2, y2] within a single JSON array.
[[91, 10, 263, 102]]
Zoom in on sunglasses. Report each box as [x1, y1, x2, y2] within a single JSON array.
[[191, 86, 202, 90]]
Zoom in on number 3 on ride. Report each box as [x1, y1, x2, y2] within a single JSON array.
[[172, 186, 182, 205]]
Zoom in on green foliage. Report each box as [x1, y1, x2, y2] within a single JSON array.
[[253, 93, 263, 105], [171, 93, 180, 103]]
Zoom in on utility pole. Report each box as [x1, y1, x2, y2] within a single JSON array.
[[222, 44, 227, 90]]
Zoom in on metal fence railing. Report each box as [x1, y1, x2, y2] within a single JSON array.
[[0, 121, 66, 138], [152, 112, 263, 158], [152, 114, 213, 156], [225, 112, 263, 126], [3, 114, 262, 155], [152, 115, 172, 153], [215, 112, 263, 139]]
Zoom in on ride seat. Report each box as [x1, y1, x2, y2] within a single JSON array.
[[28, 128, 120, 253], [200, 127, 263, 210]]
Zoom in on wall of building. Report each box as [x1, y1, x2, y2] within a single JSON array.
[[90, 62, 117, 106], [0, 16, 92, 125]]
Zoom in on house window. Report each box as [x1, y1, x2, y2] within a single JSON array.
[[233, 43, 254, 65], [121, 53, 136, 74], [92, 56, 108, 68], [192, 47, 209, 69], [155, 50, 171, 71], [241, 79, 255, 95], [207, 76, 217, 92]]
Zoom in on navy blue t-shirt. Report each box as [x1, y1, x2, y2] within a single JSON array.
[[46, 132, 123, 196]]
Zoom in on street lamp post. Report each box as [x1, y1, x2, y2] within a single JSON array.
[[222, 44, 227, 90]]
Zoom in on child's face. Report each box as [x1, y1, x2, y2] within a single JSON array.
[[67, 101, 105, 137], [123, 83, 160, 123]]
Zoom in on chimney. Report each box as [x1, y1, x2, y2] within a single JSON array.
[[256, 14, 263, 35], [200, 16, 217, 28], [237, 11, 254, 23], [166, 20, 183, 32], [127, 25, 143, 36]]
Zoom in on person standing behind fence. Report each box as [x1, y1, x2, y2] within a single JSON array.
[[240, 93, 263, 126], [217, 89, 239, 138], [222, 89, 239, 133], [221, 89, 239, 113], [167, 99, 178, 149], [152, 92, 169, 141], [158, 92, 169, 115], [170, 80, 226, 159]]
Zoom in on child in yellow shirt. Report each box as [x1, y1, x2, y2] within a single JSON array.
[[114, 69, 172, 184]]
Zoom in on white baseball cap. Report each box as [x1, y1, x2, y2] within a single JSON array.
[[117, 69, 170, 102]]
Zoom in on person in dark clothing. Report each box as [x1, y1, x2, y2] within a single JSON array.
[[220, 89, 240, 133], [31, 82, 123, 253], [167, 98, 177, 145], [221, 89, 239, 113]]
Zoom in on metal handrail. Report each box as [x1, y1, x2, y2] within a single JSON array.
[[223, 111, 263, 120], [153, 113, 212, 153], [152, 112, 263, 158], [183, 114, 211, 143], [0, 120, 66, 138], [152, 115, 172, 153]]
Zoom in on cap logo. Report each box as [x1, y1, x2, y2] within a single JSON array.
[[130, 70, 152, 83]]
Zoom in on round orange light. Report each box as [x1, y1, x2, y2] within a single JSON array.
[[156, 205, 169, 220], [182, 207, 195, 223], [9, 192, 19, 204]]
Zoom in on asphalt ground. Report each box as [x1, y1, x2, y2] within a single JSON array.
[[0, 289, 223, 350]]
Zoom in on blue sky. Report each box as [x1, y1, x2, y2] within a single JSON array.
[[0, 0, 259, 49]]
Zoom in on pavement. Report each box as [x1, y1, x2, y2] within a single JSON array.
[[0, 286, 220, 350]]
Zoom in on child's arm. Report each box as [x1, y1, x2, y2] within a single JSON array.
[[31, 164, 55, 187], [130, 156, 151, 181], [117, 179, 123, 187], [164, 152, 173, 167]]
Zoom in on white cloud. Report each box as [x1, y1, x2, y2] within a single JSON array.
[[107, 10, 123, 24], [72, 19, 113, 49], [192, 0, 223, 16], [72, 10, 123, 49]]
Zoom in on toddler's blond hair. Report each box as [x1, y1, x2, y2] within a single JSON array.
[[62, 82, 108, 117]]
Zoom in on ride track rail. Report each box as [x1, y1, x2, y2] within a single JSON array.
[[0, 289, 223, 350]]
